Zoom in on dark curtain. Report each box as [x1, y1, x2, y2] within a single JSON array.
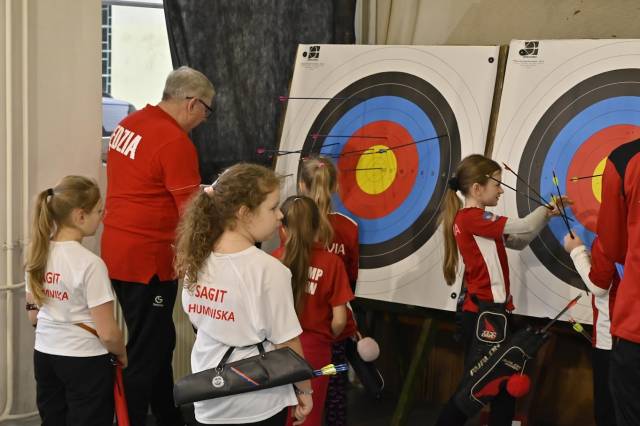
[[163, 0, 356, 183]]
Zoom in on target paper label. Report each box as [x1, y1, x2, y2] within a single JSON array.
[[492, 39, 640, 323], [275, 45, 499, 310]]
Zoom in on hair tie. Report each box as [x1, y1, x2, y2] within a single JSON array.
[[203, 175, 223, 197], [317, 163, 325, 168], [46, 188, 54, 197], [447, 176, 459, 191]]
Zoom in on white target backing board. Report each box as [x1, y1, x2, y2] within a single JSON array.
[[274, 44, 499, 311], [491, 39, 640, 323]]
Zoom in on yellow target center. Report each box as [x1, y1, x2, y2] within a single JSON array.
[[355, 145, 398, 195], [592, 158, 606, 202]]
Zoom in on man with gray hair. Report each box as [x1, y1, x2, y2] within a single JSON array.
[[102, 66, 214, 426]]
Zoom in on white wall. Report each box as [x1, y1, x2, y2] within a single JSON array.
[[0, 0, 102, 418], [361, 0, 640, 45]]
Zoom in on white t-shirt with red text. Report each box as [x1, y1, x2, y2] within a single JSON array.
[[182, 246, 302, 424], [27, 241, 115, 357]]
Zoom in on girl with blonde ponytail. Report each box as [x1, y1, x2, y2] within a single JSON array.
[[298, 156, 337, 245], [24, 176, 126, 426], [436, 154, 568, 425], [272, 195, 354, 426], [298, 155, 360, 426]]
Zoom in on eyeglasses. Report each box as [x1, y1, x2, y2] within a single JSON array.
[[186, 96, 213, 118]]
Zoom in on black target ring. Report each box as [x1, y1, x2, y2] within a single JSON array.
[[517, 68, 640, 288], [300, 71, 461, 269]]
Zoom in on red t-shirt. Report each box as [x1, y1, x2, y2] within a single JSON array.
[[327, 212, 359, 287], [454, 208, 513, 313], [597, 139, 640, 343], [101, 105, 201, 283], [278, 211, 360, 339], [272, 246, 354, 342]]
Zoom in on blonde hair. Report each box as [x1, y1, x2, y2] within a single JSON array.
[[298, 156, 336, 246], [162, 66, 215, 102], [25, 176, 101, 305], [440, 154, 501, 285], [175, 163, 280, 288], [280, 196, 320, 314]]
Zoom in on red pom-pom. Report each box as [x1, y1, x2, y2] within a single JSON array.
[[506, 374, 530, 398]]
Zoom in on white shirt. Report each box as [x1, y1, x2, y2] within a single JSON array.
[[182, 246, 302, 424], [570, 245, 613, 350], [27, 241, 115, 356]]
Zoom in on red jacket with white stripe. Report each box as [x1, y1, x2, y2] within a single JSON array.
[[454, 208, 513, 313], [587, 238, 620, 349]]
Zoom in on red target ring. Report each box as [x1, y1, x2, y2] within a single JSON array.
[[566, 124, 640, 232], [337, 120, 418, 219]]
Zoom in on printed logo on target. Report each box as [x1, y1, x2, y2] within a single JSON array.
[[302, 45, 321, 61], [519, 41, 539, 58]]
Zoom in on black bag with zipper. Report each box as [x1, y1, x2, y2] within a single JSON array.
[[173, 342, 314, 406]]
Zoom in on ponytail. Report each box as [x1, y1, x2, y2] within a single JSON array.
[[440, 188, 463, 286], [175, 163, 280, 289], [439, 154, 501, 286], [280, 196, 320, 314], [298, 156, 336, 246], [175, 191, 222, 288], [25, 190, 55, 305], [25, 176, 100, 305]]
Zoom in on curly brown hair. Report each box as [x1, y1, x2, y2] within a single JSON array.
[[174, 163, 280, 289]]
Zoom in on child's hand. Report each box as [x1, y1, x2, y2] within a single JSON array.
[[292, 393, 313, 425], [563, 232, 583, 253], [116, 352, 128, 369], [547, 195, 573, 217]]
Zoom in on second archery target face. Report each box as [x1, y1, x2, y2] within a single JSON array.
[[492, 40, 640, 323], [276, 45, 498, 310]]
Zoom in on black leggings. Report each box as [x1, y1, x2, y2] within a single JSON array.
[[610, 338, 640, 426], [34, 350, 114, 426], [593, 347, 616, 426], [436, 311, 516, 426], [112, 277, 183, 426]]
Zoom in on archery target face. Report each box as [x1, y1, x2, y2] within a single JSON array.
[[492, 40, 640, 323], [275, 45, 498, 310]]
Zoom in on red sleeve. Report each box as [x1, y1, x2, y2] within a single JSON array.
[[458, 209, 508, 239], [596, 159, 627, 263], [271, 246, 284, 260], [329, 258, 354, 307], [155, 138, 201, 214], [589, 237, 617, 290]]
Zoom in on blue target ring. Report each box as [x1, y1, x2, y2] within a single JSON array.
[[301, 72, 460, 269], [541, 96, 640, 248], [517, 69, 640, 288], [319, 95, 440, 244]]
